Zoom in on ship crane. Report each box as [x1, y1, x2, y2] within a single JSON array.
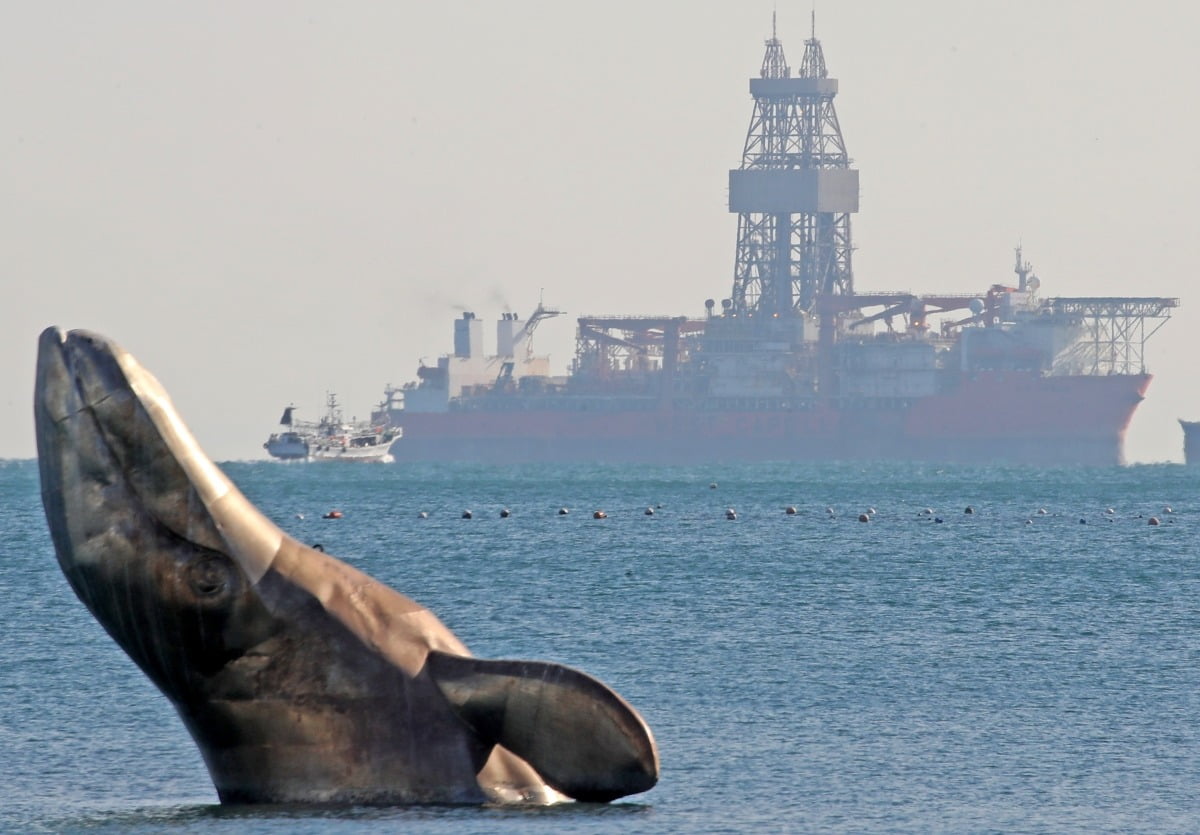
[[843, 294, 919, 331], [515, 302, 563, 360], [840, 293, 978, 333]]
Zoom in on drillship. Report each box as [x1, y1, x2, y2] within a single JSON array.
[[378, 19, 1178, 466]]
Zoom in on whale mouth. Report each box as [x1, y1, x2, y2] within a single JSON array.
[[37, 328, 205, 556], [36, 327, 284, 583], [35, 327, 175, 481], [35, 327, 147, 572]]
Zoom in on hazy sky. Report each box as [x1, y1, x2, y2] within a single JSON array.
[[3, 2, 1197, 463]]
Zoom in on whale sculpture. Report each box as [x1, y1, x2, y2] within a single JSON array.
[[34, 327, 658, 804]]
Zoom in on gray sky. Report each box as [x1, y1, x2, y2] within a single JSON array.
[[3, 1, 1197, 463]]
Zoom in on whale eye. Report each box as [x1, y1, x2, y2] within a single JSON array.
[[187, 556, 230, 597]]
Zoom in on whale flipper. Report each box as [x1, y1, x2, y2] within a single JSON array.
[[426, 651, 658, 802]]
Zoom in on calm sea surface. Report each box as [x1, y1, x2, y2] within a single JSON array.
[[2, 459, 1199, 833]]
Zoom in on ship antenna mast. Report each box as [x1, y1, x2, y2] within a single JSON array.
[[1014, 244, 1032, 291]]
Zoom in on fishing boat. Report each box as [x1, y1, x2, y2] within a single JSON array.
[[264, 394, 398, 462]]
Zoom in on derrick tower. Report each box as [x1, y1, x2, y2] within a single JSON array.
[[728, 15, 859, 321]]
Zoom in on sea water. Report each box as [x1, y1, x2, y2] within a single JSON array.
[[2, 458, 1199, 833]]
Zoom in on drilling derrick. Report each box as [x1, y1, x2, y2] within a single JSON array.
[[728, 16, 858, 328]]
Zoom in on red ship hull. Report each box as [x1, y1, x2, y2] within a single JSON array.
[[388, 371, 1151, 466]]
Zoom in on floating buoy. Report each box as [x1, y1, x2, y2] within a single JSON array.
[[785, 506, 797, 515], [825, 507, 835, 516], [1105, 508, 1115, 515], [866, 507, 877, 516], [461, 510, 472, 519], [964, 506, 974, 515], [558, 507, 569, 516], [499, 508, 511, 518], [725, 508, 737, 520], [919, 508, 933, 516], [858, 513, 870, 523], [322, 510, 343, 520], [644, 507, 655, 516], [593, 510, 607, 519], [417, 511, 428, 519], [1036, 508, 1048, 516], [710, 482, 718, 490], [1163, 505, 1174, 514], [295, 513, 305, 520], [1025, 519, 1033, 525], [1148, 516, 1161, 526]]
